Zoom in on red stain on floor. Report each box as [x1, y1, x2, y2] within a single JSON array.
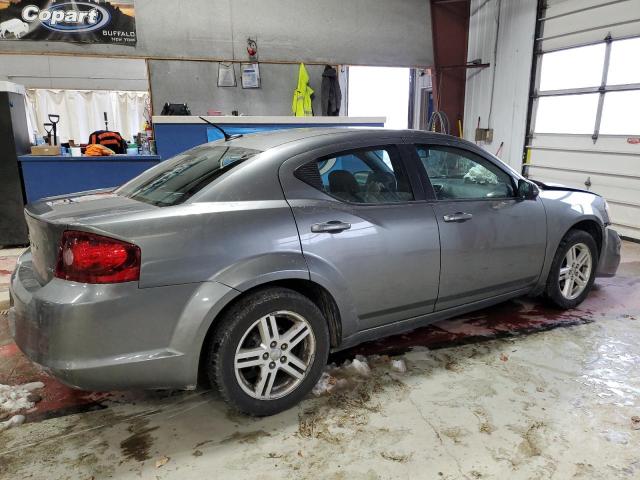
[[342, 277, 639, 359], [0, 340, 109, 421], [0, 343, 20, 358], [0, 276, 637, 423]]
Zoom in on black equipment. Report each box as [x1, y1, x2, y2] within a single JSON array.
[[48, 114, 60, 145], [0, 87, 29, 245], [161, 103, 191, 116], [43, 122, 53, 145]]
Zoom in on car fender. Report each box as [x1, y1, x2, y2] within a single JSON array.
[[213, 251, 310, 291], [167, 281, 241, 387], [173, 252, 309, 380], [173, 251, 359, 382], [213, 250, 359, 342], [534, 190, 607, 293]]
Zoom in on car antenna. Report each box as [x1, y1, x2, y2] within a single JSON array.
[[199, 116, 243, 141]]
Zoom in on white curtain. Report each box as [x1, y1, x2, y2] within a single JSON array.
[[25, 89, 150, 145]]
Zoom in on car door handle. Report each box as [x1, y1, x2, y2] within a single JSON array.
[[311, 221, 352, 233], [443, 212, 473, 223]]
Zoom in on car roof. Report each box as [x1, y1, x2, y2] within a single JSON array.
[[214, 127, 456, 151], [201, 127, 522, 182]]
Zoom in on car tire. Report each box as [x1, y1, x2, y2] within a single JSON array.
[[206, 287, 330, 416], [544, 229, 598, 309]]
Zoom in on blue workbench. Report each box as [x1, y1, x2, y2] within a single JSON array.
[[153, 116, 386, 159], [18, 154, 162, 203]]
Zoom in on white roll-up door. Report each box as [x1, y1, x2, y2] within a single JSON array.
[[525, 0, 640, 239]]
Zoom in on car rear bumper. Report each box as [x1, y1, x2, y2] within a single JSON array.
[[596, 227, 621, 277], [9, 250, 237, 391]]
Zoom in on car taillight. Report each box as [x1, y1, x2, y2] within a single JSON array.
[[55, 230, 141, 284]]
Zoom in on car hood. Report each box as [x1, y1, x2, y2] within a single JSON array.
[[530, 179, 599, 197]]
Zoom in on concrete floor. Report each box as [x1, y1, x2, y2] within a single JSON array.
[[1, 242, 639, 479]]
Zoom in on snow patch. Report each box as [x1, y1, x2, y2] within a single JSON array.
[[0, 381, 45, 414], [340, 356, 371, 378], [312, 356, 372, 396], [391, 359, 407, 373], [0, 414, 25, 431]]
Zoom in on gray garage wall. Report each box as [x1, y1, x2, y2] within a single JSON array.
[[0, 0, 433, 116], [0, 0, 433, 67], [149, 61, 325, 116]]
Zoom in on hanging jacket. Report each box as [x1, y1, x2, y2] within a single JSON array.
[[321, 65, 342, 116], [292, 63, 314, 116]]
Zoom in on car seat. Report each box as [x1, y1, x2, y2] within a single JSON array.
[[328, 170, 360, 202]]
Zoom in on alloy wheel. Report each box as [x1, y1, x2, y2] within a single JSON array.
[[233, 310, 316, 400], [558, 242, 592, 300]]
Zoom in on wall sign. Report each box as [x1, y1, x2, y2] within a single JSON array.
[[0, 0, 137, 45], [241, 63, 260, 89]]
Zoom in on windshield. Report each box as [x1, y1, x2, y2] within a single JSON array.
[[116, 145, 261, 206]]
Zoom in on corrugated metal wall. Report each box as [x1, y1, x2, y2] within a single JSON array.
[[464, 0, 537, 170]]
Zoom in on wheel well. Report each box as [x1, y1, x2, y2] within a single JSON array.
[[198, 279, 342, 385], [569, 220, 603, 254], [268, 279, 343, 348]]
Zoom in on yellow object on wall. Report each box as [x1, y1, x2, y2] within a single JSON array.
[[292, 63, 314, 116]]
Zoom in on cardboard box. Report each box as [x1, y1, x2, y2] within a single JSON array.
[[31, 145, 61, 156]]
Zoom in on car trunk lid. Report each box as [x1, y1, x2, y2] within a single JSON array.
[[24, 190, 156, 284]]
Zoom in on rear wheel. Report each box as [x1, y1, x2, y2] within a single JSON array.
[[544, 229, 598, 309], [206, 287, 329, 416]]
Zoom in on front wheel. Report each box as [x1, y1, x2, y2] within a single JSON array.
[[544, 229, 598, 309], [206, 287, 330, 416]]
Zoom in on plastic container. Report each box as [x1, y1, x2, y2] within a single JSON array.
[[70, 147, 82, 157]]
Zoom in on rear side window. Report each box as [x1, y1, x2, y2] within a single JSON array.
[[415, 145, 515, 200], [296, 146, 414, 204], [116, 145, 260, 206]]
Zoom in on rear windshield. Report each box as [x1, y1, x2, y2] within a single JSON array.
[[116, 145, 261, 206]]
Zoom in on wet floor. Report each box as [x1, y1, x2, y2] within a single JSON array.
[[0, 242, 639, 479]]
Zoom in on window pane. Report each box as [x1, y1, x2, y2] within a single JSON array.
[[312, 147, 414, 203], [600, 91, 640, 135], [415, 146, 515, 200], [116, 145, 260, 206], [607, 38, 640, 85], [534, 94, 599, 134], [539, 44, 605, 91]]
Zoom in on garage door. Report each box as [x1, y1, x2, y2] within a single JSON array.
[[524, 0, 640, 240]]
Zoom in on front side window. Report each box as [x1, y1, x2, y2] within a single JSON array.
[[299, 146, 414, 204], [416, 145, 515, 200], [116, 145, 260, 206]]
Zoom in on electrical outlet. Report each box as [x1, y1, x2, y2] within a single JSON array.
[[475, 128, 493, 142]]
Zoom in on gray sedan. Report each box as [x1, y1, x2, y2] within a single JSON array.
[[9, 128, 620, 415]]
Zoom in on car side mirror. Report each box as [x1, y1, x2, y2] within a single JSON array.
[[517, 179, 538, 200]]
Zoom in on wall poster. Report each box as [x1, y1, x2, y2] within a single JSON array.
[[0, 1, 137, 45]]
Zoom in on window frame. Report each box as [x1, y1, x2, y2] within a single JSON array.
[[532, 35, 640, 139], [294, 143, 426, 206], [410, 143, 519, 202]]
